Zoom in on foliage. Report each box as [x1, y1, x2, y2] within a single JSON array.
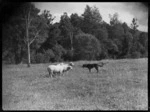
[[59, 12, 74, 50], [70, 13, 83, 28], [2, 12, 26, 64], [2, 3, 148, 64], [94, 27, 108, 42], [109, 13, 121, 26], [34, 53, 45, 63], [138, 32, 148, 48], [31, 49, 55, 63], [130, 18, 139, 31], [81, 5, 102, 34], [130, 51, 141, 59], [74, 33, 101, 60], [52, 44, 67, 62]]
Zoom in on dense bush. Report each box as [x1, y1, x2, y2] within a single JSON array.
[[63, 50, 73, 61], [52, 44, 66, 62], [74, 33, 101, 60], [130, 51, 141, 59], [2, 51, 16, 64], [34, 53, 45, 63], [30, 49, 55, 63], [45, 49, 55, 62]]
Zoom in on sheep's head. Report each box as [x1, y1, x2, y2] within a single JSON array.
[[69, 62, 74, 66], [64, 66, 72, 72], [68, 66, 73, 70]]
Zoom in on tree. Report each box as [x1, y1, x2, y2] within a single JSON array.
[[108, 13, 124, 58], [70, 13, 83, 37], [2, 4, 27, 64], [70, 13, 82, 28], [28, 10, 55, 64], [109, 24, 125, 58], [2, 3, 148, 63], [138, 32, 148, 48], [122, 22, 130, 34], [39, 23, 61, 52], [109, 13, 121, 26], [109, 13, 124, 39], [74, 33, 101, 60], [52, 44, 66, 62], [81, 5, 102, 34], [2, 3, 54, 66], [21, 3, 40, 67], [128, 18, 142, 58], [40, 10, 55, 25], [20, 3, 54, 67], [93, 27, 108, 42], [105, 39, 119, 59], [130, 18, 139, 32], [119, 32, 133, 58], [59, 12, 74, 60]]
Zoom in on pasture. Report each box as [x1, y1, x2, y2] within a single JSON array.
[[2, 58, 148, 110]]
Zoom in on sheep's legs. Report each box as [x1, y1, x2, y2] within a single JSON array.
[[60, 71, 63, 76], [50, 71, 53, 78], [48, 71, 51, 78]]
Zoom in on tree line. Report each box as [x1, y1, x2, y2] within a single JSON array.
[[2, 3, 148, 66]]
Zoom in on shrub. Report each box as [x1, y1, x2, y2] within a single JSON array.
[[52, 44, 66, 62], [30, 49, 56, 63], [64, 50, 73, 61], [44, 49, 55, 63], [130, 51, 141, 59], [2, 51, 15, 64], [34, 53, 45, 63], [30, 51, 36, 64], [74, 33, 101, 60]]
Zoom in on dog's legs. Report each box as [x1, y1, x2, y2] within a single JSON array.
[[95, 67, 99, 73], [89, 68, 91, 72]]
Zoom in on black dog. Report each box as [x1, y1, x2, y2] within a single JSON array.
[[82, 62, 108, 73]]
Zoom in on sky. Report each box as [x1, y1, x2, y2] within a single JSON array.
[[34, 2, 148, 32]]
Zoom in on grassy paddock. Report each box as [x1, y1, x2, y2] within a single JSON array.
[[2, 58, 148, 110]]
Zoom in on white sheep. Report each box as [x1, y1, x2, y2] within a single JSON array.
[[47, 62, 73, 78]]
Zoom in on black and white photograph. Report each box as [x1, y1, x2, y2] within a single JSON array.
[[2, 2, 148, 110]]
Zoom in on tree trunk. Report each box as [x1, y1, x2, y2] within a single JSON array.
[[25, 7, 40, 67], [27, 43, 30, 67], [70, 32, 74, 61], [19, 46, 24, 64], [26, 15, 31, 67]]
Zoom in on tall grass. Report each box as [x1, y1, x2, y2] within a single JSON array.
[[2, 58, 148, 110]]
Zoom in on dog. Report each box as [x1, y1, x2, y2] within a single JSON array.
[[82, 62, 108, 73]]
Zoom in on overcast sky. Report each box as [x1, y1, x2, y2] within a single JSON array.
[[34, 2, 148, 32]]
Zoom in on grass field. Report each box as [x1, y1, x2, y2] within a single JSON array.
[[2, 58, 148, 110]]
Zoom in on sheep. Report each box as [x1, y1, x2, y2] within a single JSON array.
[[47, 62, 73, 78], [47, 64, 63, 77]]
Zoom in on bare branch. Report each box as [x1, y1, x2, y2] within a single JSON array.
[[29, 30, 41, 45]]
